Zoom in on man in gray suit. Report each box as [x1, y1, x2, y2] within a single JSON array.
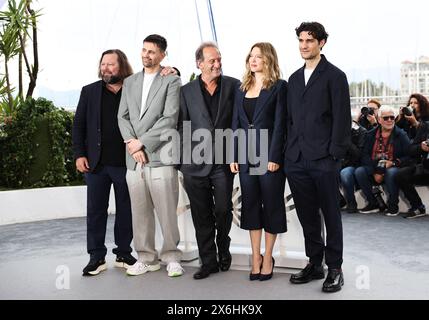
[[118, 34, 183, 277]]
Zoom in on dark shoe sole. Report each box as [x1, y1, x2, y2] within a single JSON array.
[[290, 272, 325, 284], [193, 269, 219, 280], [322, 278, 344, 293]]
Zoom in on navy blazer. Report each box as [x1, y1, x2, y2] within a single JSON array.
[[232, 79, 287, 172], [72, 80, 106, 172], [361, 126, 411, 168], [284, 55, 351, 163], [178, 75, 240, 177]]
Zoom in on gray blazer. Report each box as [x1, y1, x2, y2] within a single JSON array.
[[118, 70, 181, 170]]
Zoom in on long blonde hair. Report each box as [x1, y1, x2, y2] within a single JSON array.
[[240, 42, 281, 92]]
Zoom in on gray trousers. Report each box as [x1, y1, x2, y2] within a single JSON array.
[[126, 165, 182, 264]]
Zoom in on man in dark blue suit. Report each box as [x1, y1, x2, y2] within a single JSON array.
[[73, 50, 137, 276], [284, 22, 351, 292]]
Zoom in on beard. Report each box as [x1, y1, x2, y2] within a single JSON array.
[[102, 73, 121, 84]]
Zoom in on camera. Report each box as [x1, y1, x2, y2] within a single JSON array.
[[372, 186, 387, 212], [402, 106, 413, 117], [361, 106, 375, 117], [375, 154, 388, 174]]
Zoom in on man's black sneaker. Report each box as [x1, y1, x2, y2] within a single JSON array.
[[82, 258, 107, 276], [405, 205, 427, 219], [115, 253, 137, 269], [359, 203, 379, 213], [385, 205, 400, 217]]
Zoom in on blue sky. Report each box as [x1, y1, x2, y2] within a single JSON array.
[[2, 0, 428, 106]]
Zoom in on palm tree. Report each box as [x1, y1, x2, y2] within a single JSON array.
[[0, 0, 41, 114], [0, 23, 20, 113]]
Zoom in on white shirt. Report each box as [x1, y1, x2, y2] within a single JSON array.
[[139, 73, 157, 119], [304, 68, 314, 86]]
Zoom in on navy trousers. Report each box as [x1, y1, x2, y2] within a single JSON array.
[[85, 165, 133, 259], [285, 156, 343, 269]]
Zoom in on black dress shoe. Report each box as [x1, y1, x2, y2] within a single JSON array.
[[259, 257, 275, 281], [249, 255, 263, 281], [219, 252, 232, 272], [290, 263, 325, 284], [193, 266, 219, 280], [322, 269, 344, 293]]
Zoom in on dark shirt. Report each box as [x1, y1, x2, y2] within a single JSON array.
[[100, 83, 125, 167], [243, 97, 257, 123], [199, 75, 221, 123]]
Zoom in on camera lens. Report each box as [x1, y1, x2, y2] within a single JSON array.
[[403, 106, 413, 117]]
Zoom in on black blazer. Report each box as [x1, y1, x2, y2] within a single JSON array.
[[284, 55, 351, 164], [232, 79, 287, 172], [409, 121, 429, 159], [342, 122, 367, 168], [72, 80, 105, 172], [178, 75, 240, 177]]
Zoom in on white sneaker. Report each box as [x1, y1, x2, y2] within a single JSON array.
[[126, 262, 161, 276], [167, 262, 184, 277]]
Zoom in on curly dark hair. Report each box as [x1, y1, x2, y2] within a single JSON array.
[[407, 93, 429, 120], [295, 22, 329, 43]]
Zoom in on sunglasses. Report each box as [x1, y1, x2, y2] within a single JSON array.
[[382, 116, 395, 121]]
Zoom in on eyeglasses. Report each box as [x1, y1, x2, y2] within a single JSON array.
[[382, 116, 395, 121]]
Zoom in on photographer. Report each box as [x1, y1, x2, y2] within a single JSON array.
[[394, 121, 429, 218], [357, 99, 380, 131], [354, 106, 411, 215], [396, 93, 429, 140], [340, 120, 366, 213]]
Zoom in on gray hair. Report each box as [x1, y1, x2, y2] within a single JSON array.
[[195, 42, 219, 68], [378, 105, 396, 118]]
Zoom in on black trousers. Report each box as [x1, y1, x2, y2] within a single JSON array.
[[239, 169, 287, 234], [285, 156, 343, 269], [395, 165, 429, 208], [183, 166, 233, 268], [85, 165, 133, 260]]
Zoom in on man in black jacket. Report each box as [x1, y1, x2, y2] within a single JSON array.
[[395, 121, 429, 218], [354, 106, 411, 216], [73, 50, 176, 276], [178, 42, 239, 280], [284, 22, 351, 293], [73, 49, 136, 276]]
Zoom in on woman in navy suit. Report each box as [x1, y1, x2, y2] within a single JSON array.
[[230, 42, 287, 281]]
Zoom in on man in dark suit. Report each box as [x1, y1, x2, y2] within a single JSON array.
[[178, 42, 239, 280], [284, 22, 351, 293], [73, 49, 177, 276], [73, 49, 136, 276]]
